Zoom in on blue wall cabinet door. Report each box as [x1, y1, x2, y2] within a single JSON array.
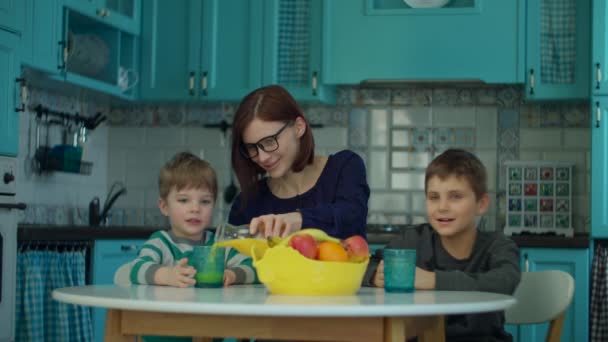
[[262, 0, 335, 104], [139, 0, 201, 100], [63, 0, 141, 34], [323, 0, 523, 84], [21, 0, 63, 74], [592, 97, 608, 238], [92, 239, 145, 342], [0, 29, 20, 157], [200, 0, 263, 101], [593, 0, 608, 95], [506, 247, 590, 342], [525, 0, 590, 100], [0, 0, 24, 33]]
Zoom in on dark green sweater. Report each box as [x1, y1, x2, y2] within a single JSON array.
[[363, 223, 521, 342]]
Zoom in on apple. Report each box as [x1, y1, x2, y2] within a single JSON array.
[[342, 235, 369, 262], [288, 234, 318, 259]]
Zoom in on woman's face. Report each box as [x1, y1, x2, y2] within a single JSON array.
[[241, 117, 304, 178]]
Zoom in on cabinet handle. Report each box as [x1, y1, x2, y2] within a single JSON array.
[[57, 41, 67, 70], [311, 71, 318, 96], [529, 69, 535, 95], [201, 71, 208, 96], [597, 101, 602, 128], [104, 10, 111, 18], [597, 63, 602, 90], [14, 78, 26, 112], [120, 245, 137, 251], [188, 72, 195, 96], [524, 253, 529, 272], [96, 8, 105, 16]]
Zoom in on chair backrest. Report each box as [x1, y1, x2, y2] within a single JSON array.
[[505, 270, 574, 341]]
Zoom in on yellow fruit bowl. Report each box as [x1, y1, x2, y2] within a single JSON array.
[[251, 245, 369, 296]]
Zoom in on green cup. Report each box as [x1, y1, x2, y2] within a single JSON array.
[[188, 245, 225, 288], [384, 248, 416, 293]]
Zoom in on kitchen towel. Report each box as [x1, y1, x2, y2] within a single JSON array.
[[15, 247, 93, 342], [591, 243, 608, 341]]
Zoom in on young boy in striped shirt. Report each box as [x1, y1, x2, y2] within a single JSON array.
[[114, 151, 257, 287]]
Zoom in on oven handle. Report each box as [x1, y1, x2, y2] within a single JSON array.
[[0, 202, 27, 210]]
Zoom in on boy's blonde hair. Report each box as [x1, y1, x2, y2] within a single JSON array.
[[159, 152, 218, 201], [425, 149, 487, 199]]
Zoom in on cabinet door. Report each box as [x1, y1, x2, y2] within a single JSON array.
[[21, 0, 62, 74], [512, 248, 590, 342], [0, 0, 23, 33], [593, 0, 608, 94], [201, 0, 263, 101], [92, 239, 145, 342], [64, 0, 141, 34], [139, 0, 201, 100], [0, 29, 19, 157], [592, 97, 608, 238], [525, 0, 590, 100], [323, 0, 522, 84], [262, 0, 335, 104]]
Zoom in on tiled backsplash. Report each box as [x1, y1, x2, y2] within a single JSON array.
[[18, 85, 591, 234]]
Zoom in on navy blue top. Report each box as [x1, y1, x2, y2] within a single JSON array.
[[228, 150, 370, 240]]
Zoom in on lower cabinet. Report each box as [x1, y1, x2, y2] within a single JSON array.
[[505, 247, 590, 342], [91, 239, 145, 342]]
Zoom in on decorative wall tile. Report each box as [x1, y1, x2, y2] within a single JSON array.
[[359, 88, 391, 105], [540, 104, 562, 127], [520, 104, 541, 128], [348, 108, 368, 147], [496, 87, 521, 108]]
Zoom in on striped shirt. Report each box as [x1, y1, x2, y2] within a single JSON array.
[[114, 230, 257, 285]]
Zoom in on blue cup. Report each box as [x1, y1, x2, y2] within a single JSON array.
[[384, 248, 416, 293], [188, 245, 225, 288]]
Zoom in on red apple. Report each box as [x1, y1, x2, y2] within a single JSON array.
[[288, 234, 318, 259], [342, 235, 370, 262]]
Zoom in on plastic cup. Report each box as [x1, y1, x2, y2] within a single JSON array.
[[188, 245, 225, 288], [384, 248, 416, 293]]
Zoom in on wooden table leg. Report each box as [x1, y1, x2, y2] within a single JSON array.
[[105, 309, 137, 342], [416, 316, 445, 342], [384, 317, 406, 342]]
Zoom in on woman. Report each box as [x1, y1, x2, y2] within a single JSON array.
[[228, 85, 370, 240]]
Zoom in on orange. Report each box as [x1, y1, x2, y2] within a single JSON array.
[[317, 241, 349, 262]]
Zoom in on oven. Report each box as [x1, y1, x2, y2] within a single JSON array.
[[0, 156, 25, 342]]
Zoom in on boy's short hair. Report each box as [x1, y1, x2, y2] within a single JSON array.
[[159, 152, 218, 201], [425, 149, 487, 199]]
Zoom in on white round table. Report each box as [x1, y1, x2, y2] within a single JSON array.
[[53, 284, 515, 342]]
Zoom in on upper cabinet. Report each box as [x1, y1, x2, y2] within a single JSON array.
[[0, 28, 20, 156], [21, 0, 63, 74], [525, 0, 590, 100], [262, 0, 335, 103], [63, 0, 141, 34], [593, 0, 608, 95], [139, 0, 263, 102], [322, 0, 524, 84], [0, 0, 24, 33], [591, 97, 608, 238]]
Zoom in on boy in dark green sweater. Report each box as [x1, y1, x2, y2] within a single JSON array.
[[364, 149, 521, 341]]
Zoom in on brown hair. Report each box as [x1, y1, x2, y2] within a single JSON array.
[[231, 85, 315, 201], [159, 152, 218, 201], [425, 149, 487, 199]]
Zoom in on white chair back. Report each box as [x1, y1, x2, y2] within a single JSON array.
[[505, 270, 574, 341]]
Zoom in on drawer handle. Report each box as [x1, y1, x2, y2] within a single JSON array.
[[121, 245, 137, 251]]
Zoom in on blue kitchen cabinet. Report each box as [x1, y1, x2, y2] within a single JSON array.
[[262, 0, 335, 104], [505, 247, 590, 342], [63, 0, 141, 34], [21, 0, 63, 74], [91, 239, 145, 342], [0, 28, 20, 157], [593, 0, 608, 95], [0, 0, 24, 33], [525, 0, 590, 100], [322, 0, 524, 84], [592, 97, 608, 238], [140, 0, 263, 102]]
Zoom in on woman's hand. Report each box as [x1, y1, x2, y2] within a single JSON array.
[[223, 269, 237, 287], [154, 258, 196, 288], [372, 260, 384, 288], [249, 212, 303, 238]]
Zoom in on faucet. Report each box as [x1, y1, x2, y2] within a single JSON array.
[[89, 182, 127, 226]]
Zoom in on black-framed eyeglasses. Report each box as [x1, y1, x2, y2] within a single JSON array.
[[240, 121, 292, 159]]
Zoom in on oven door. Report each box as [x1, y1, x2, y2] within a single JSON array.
[[0, 205, 17, 342]]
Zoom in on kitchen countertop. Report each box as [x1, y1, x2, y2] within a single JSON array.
[[19, 224, 590, 248]]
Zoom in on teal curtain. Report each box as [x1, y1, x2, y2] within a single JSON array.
[[15, 249, 93, 342]]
